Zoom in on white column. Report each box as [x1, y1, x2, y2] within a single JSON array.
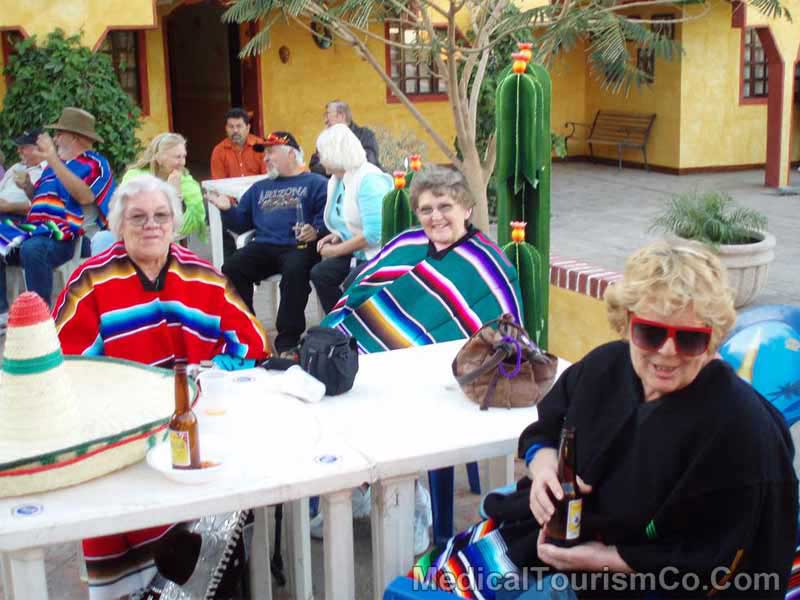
[[8, 548, 47, 600], [322, 489, 355, 600], [487, 455, 515, 492], [248, 507, 273, 600], [285, 498, 313, 600], [370, 475, 416, 600]]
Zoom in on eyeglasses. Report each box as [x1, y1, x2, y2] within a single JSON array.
[[416, 202, 455, 218], [630, 315, 712, 357], [126, 212, 173, 228]]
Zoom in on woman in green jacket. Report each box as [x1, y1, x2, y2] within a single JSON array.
[[92, 132, 206, 254], [123, 132, 206, 240]]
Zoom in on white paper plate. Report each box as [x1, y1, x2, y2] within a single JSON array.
[[146, 434, 226, 484]]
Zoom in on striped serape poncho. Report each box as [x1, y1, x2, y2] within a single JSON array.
[[54, 241, 269, 367], [322, 227, 524, 353], [0, 150, 114, 255], [52, 242, 268, 599]]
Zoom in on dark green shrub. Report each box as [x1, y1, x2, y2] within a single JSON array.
[[0, 29, 142, 177]]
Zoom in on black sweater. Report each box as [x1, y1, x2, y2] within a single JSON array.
[[497, 341, 797, 598]]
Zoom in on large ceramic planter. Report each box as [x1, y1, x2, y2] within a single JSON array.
[[676, 232, 776, 308]]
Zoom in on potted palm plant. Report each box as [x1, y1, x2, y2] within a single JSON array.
[[649, 191, 775, 307]]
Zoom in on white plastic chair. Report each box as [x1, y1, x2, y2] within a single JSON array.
[[6, 237, 84, 305]]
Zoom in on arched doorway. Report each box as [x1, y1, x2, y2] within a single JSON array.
[[164, 1, 263, 174]]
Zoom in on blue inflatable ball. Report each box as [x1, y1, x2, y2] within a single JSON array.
[[719, 320, 800, 426]]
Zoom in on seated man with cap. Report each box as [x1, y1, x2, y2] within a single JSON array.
[[208, 131, 327, 354], [0, 128, 47, 224], [0, 107, 115, 329]]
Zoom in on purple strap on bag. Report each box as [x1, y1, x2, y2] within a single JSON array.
[[498, 335, 522, 379]]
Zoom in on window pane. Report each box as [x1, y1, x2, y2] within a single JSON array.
[[420, 78, 430, 93], [405, 79, 417, 93], [99, 30, 141, 107], [755, 81, 764, 95], [405, 63, 416, 78]]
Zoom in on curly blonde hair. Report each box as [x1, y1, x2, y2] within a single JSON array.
[[604, 240, 736, 352], [128, 132, 187, 176]]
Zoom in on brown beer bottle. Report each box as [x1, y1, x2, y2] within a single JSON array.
[[169, 359, 201, 470], [544, 426, 582, 547]]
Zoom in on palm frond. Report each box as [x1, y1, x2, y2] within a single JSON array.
[[649, 190, 768, 247]]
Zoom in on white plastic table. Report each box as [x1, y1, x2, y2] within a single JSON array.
[[201, 175, 271, 269], [309, 340, 569, 599], [241, 341, 569, 600], [0, 388, 370, 600]]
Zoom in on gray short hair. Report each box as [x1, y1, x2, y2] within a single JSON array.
[[106, 174, 184, 239], [408, 165, 475, 212], [316, 123, 366, 172], [327, 100, 352, 124]]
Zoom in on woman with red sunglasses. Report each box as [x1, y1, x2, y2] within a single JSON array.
[[408, 241, 797, 599]]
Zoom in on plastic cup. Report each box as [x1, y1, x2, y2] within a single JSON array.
[[197, 370, 230, 437]]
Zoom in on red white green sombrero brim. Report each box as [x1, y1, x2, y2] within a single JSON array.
[[0, 356, 195, 498]]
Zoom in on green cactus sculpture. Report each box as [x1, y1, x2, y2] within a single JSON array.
[[504, 222, 545, 347], [496, 47, 551, 348]]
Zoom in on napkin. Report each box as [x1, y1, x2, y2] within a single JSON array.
[[279, 365, 326, 403]]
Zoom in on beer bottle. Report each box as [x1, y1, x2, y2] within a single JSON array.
[[544, 426, 582, 547], [169, 359, 201, 470]]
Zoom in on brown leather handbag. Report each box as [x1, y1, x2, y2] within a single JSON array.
[[451, 314, 558, 410]]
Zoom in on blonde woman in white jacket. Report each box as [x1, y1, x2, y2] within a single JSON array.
[[312, 123, 392, 313]]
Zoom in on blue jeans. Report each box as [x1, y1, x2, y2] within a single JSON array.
[[0, 236, 77, 312]]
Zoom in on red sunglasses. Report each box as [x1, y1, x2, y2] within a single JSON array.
[[629, 315, 712, 357]]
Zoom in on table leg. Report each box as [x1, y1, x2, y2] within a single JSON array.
[[1, 552, 15, 600], [248, 507, 273, 600], [487, 455, 514, 492], [370, 476, 415, 600], [7, 548, 47, 600], [285, 498, 313, 600], [207, 203, 224, 270], [322, 489, 355, 600]]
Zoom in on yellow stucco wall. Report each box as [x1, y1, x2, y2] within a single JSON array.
[[138, 24, 170, 144], [258, 20, 456, 168], [0, 1, 156, 50], [679, 3, 767, 169], [583, 9, 682, 169], [549, 285, 619, 363], [550, 42, 589, 156]]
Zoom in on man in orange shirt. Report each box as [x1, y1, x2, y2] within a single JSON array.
[[209, 108, 267, 180]]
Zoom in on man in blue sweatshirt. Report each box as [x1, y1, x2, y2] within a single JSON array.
[[210, 131, 327, 353]]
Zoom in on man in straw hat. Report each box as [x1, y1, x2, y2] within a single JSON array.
[[0, 107, 115, 330]]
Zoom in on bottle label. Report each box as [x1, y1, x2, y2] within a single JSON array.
[[566, 498, 582, 540], [169, 429, 190, 467]]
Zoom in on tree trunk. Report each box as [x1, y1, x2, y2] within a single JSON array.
[[460, 144, 490, 232]]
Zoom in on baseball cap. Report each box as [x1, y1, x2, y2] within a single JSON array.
[[13, 128, 43, 146], [264, 131, 301, 151]]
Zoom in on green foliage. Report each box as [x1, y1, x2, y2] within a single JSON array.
[[649, 190, 768, 247], [0, 29, 142, 177], [373, 127, 428, 173]]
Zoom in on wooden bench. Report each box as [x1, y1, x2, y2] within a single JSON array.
[[565, 111, 656, 171]]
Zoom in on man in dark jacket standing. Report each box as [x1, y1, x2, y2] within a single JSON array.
[[309, 100, 382, 175]]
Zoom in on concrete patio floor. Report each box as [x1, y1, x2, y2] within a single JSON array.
[[1, 161, 797, 599]]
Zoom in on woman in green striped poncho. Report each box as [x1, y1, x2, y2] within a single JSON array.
[[322, 165, 524, 353]]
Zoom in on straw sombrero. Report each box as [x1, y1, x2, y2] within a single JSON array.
[[0, 293, 193, 498]]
